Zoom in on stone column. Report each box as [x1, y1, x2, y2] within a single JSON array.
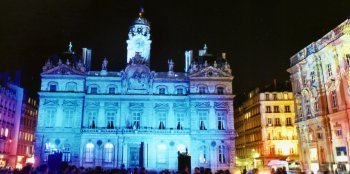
[[98, 102, 105, 128], [209, 102, 216, 129]]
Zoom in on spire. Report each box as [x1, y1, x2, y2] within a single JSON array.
[[204, 44, 208, 50]]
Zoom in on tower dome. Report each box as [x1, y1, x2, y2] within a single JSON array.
[[126, 9, 152, 66]]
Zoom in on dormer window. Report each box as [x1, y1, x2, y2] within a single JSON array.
[[49, 84, 57, 92], [177, 88, 184, 95], [90, 87, 97, 94], [109, 87, 115, 94], [199, 86, 206, 94], [217, 87, 224, 95], [159, 88, 165, 95]]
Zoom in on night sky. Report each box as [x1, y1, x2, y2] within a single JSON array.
[[0, 0, 349, 99]]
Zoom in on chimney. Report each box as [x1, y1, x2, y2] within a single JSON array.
[[82, 48, 92, 71], [184, 50, 193, 72], [222, 52, 226, 59]]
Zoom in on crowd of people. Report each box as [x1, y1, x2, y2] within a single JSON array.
[[0, 164, 231, 174]]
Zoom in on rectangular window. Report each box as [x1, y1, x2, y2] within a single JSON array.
[[265, 94, 270, 100], [218, 145, 226, 164], [331, 91, 337, 107], [266, 106, 271, 113], [129, 147, 140, 167], [336, 146, 347, 156], [286, 117, 292, 125], [317, 132, 323, 139], [108, 88, 115, 94], [90, 87, 97, 94], [274, 106, 279, 113], [346, 54, 350, 66], [311, 71, 315, 83], [106, 111, 115, 129], [87, 111, 97, 128], [132, 112, 141, 129], [327, 64, 332, 77], [176, 113, 185, 130], [285, 106, 290, 112], [336, 129, 342, 136], [275, 118, 280, 126], [273, 94, 277, 100], [63, 109, 74, 128], [157, 112, 167, 129], [46, 109, 56, 127], [198, 111, 208, 130], [267, 118, 272, 125], [217, 111, 226, 130]]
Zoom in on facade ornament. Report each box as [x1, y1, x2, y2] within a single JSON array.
[[66, 59, 70, 65], [58, 59, 63, 66], [168, 59, 174, 72], [102, 58, 108, 70], [43, 59, 53, 72], [204, 60, 208, 67], [168, 59, 174, 76], [68, 42, 73, 53], [76, 59, 85, 72], [213, 61, 217, 68]]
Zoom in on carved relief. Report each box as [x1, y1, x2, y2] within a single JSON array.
[[214, 102, 228, 109], [194, 102, 210, 108], [62, 100, 78, 106]]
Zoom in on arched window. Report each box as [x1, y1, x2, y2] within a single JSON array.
[[85, 143, 94, 162], [104, 143, 114, 163], [218, 145, 226, 164], [65, 82, 77, 91]]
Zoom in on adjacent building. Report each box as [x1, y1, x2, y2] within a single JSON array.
[[287, 19, 350, 173], [235, 85, 298, 170], [35, 11, 236, 172], [0, 74, 38, 168]]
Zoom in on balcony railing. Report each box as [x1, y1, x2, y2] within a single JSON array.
[[82, 128, 191, 134]]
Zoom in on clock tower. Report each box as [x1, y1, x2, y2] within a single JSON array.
[[126, 10, 152, 65]]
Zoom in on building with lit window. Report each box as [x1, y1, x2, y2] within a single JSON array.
[[287, 19, 350, 173], [235, 85, 298, 170], [35, 11, 236, 172], [0, 73, 37, 168]]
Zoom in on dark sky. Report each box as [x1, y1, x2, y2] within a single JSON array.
[[0, 0, 349, 98]]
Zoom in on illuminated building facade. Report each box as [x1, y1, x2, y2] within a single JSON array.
[[235, 87, 298, 170], [35, 12, 236, 172], [0, 74, 37, 168], [288, 19, 350, 173]]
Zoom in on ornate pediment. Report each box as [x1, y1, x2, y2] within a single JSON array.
[[42, 64, 85, 76], [85, 101, 100, 107], [214, 102, 229, 109], [62, 100, 78, 106], [173, 103, 188, 110], [105, 102, 119, 108], [43, 99, 59, 106], [154, 103, 169, 110], [189, 66, 232, 78], [129, 103, 144, 109], [193, 102, 210, 108]]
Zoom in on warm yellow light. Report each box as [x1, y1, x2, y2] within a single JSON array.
[[15, 163, 23, 169]]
